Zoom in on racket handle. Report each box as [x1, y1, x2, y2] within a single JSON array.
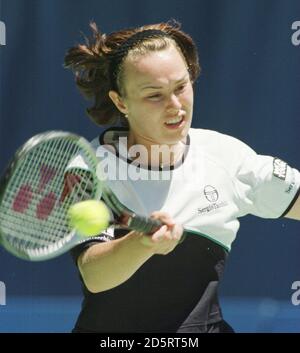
[[126, 214, 163, 235]]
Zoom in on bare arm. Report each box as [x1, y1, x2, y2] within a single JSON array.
[[78, 231, 154, 293], [285, 194, 300, 221], [78, 212, 183, 293]]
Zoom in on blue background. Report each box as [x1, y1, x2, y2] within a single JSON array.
[[0, 0, 299, 332]]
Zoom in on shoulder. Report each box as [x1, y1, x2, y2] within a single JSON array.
[[189, 128, 253, 151], [188, 128, 257, 174]]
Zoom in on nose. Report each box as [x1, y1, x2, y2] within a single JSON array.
[[166, 93, 182, 113]]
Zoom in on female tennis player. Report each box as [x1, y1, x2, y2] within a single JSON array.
[[64, 21, 300, 333]]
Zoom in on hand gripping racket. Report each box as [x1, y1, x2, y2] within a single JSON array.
[[0, 131, 162, 261]]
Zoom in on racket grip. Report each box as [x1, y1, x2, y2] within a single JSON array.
[[126, 214, 163, 235]]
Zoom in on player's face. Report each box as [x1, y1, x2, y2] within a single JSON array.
[[119, 45, 194, 147]]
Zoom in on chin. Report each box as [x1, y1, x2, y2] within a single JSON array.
[[170, 123, 190, 141], [163, 132, 188, 145]]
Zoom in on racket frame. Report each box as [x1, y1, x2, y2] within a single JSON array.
[[0, 131, 102, 261]]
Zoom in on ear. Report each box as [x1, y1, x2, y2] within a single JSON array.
[[108, 90, 128, 115]]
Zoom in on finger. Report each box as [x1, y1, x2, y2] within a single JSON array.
[[170, 224, 184, 241], [150, 211, 175, 226], [152, 225, 168, 242]]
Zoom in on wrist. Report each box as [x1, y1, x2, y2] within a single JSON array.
[[126, 231, 156, 254]]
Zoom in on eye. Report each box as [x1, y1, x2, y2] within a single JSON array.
[[147, 93, 163, 101], [175, 84, 186, 94]]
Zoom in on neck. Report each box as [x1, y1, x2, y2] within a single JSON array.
[[127, 133, 186, 168]]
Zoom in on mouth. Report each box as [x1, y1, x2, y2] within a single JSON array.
[[164, 115, 185, 129]]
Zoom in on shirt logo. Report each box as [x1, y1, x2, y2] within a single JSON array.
[[198, 185, 228, 215], [204, 185, 219, 202], [273, 158, 287, 180]]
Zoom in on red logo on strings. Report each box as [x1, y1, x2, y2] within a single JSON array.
[[12, 165, 81, 220]]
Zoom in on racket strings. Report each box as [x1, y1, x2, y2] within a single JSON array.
[[0, 137, 98, 257], [1, 139, 69, 249]]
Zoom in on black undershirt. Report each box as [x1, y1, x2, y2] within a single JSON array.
[[71, 231, 228, 333]]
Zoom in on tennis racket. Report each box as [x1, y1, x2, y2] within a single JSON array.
[[0, 131, 163, 261]]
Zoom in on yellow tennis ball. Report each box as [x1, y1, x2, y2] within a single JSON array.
[[68, 200, 110, 236]]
